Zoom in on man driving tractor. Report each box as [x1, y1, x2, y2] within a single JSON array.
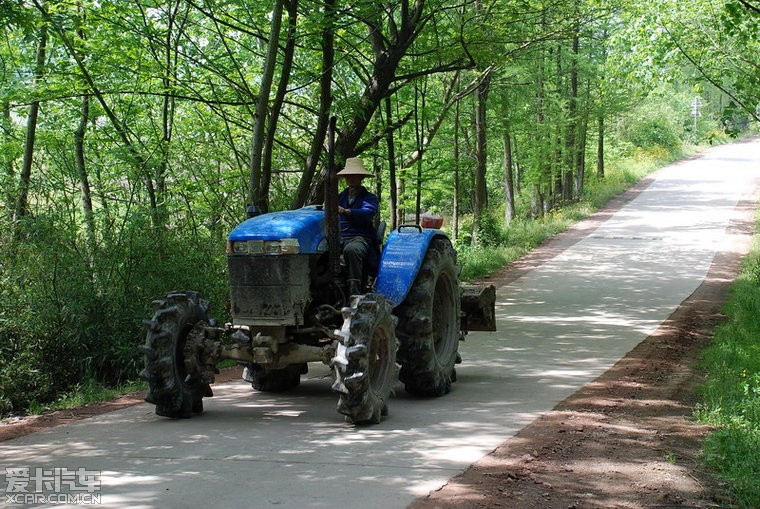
[[336, 157, 379, 296]]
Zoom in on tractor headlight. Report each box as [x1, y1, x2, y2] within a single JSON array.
[[264, 239, 300, 254], [226, 239, 298, 255], [226, 240, 263, 254]]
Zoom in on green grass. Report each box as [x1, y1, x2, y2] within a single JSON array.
[[24, 379, 146, 416], [695, 220, 760, 508], [16, 363, 242, 417], [460, 214, 576, 281]]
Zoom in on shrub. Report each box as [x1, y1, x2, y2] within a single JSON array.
[[615, 90, 686, 152], [0, 210, 230, 417]]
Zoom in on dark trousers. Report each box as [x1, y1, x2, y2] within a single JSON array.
[[342, 236, 370, 283]]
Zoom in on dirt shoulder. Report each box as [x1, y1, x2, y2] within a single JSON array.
[[0, 366, 242, 442], [409, 161, 759, 508]]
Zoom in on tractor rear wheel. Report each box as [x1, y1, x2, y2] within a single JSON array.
[[331, 294, 399, 424], [140, 291, 215, 418], [396, 238, 460, 396]]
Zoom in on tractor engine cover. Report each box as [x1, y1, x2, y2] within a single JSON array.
[[226, 206, 328, 327]]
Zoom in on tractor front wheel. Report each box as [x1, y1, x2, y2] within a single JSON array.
[[331, 294, 399, 425], [140, 291, 215, 418]]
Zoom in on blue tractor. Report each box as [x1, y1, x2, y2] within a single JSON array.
[[140, 150, 495, 425]]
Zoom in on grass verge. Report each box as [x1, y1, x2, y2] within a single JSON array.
[[24, 380, 146, 416], [695, 213, 760, 508]]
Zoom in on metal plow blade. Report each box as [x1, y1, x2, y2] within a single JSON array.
[[460, 284, 497, 332]]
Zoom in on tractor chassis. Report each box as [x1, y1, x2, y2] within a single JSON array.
[[191, 323, 339, 376]]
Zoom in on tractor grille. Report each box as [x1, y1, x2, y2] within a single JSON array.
[[228, 254, 313, 326]]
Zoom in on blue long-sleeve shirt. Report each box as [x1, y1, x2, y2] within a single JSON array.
[[338, 186, 379, 240]]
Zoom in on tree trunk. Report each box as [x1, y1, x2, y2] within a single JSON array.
[[596, 113, 605, 179], [575, 81, 589, 195], [413, 82, 425, 223], [513, 134, 521, 196], [306, 0, 471, 202], [94, 164, 112, 242], [333, 0, 428, 160], [385, 97, 399, 230], [74, 94, 96, 259], [292, 0, 333, 209], [261, 0, 298, 211], [157, 1, 182, 223], [564, 29, 580, 201], [372, 154, 382, 203], [453, 98, 461, 242], [13, 24, 47, 230], [2, 100, 13, 215], [248, 0, 284, 211], [555, 121, 565, 206], [531, 183, 544, 219], [472, 69, 491, 246], [397, 176, 406, 227], [534, 24, 547, 219], [503, 131, 515, 225]]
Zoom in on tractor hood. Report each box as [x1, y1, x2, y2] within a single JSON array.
[[228, 206, 327, 254]]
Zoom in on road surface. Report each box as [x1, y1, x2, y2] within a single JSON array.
[[2, 139, 759, 508]]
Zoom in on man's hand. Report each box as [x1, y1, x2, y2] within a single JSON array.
[[338, 206, 351, 216]]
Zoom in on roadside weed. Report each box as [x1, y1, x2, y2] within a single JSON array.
[[696, 224, 760, 508]]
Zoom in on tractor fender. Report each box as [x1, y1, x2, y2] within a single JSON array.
[[375, 226, 450, 307]]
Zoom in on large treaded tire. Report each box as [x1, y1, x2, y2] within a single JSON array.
[[250, 363, 305, 392], [331, 294, 399, 425], [396, 238, 460, 397], [140, 291, 214, 418]]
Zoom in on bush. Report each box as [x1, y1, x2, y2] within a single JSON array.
[[0, 211, 229, 416], [615, 90, 686, 152], [476, 212, 507, 248], [619, 111, 683, 151]]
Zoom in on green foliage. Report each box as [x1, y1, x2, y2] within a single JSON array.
[[584, 168, 638, 206], [459, 207, 576, 280], [616, 93, 685, 151], [0, 211, 229, 417], [458, 245, 511, 281], [696, 226, 760, 507], [38, 379, 145, 414], [474, 212, 508, 248]]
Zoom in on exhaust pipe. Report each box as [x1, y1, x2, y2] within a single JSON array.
[[324, 116, 341, 279]]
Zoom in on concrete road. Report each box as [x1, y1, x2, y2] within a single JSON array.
[[2, 140, 759, 509]]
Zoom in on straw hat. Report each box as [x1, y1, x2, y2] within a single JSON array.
[[337, 157, 374, 178]]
